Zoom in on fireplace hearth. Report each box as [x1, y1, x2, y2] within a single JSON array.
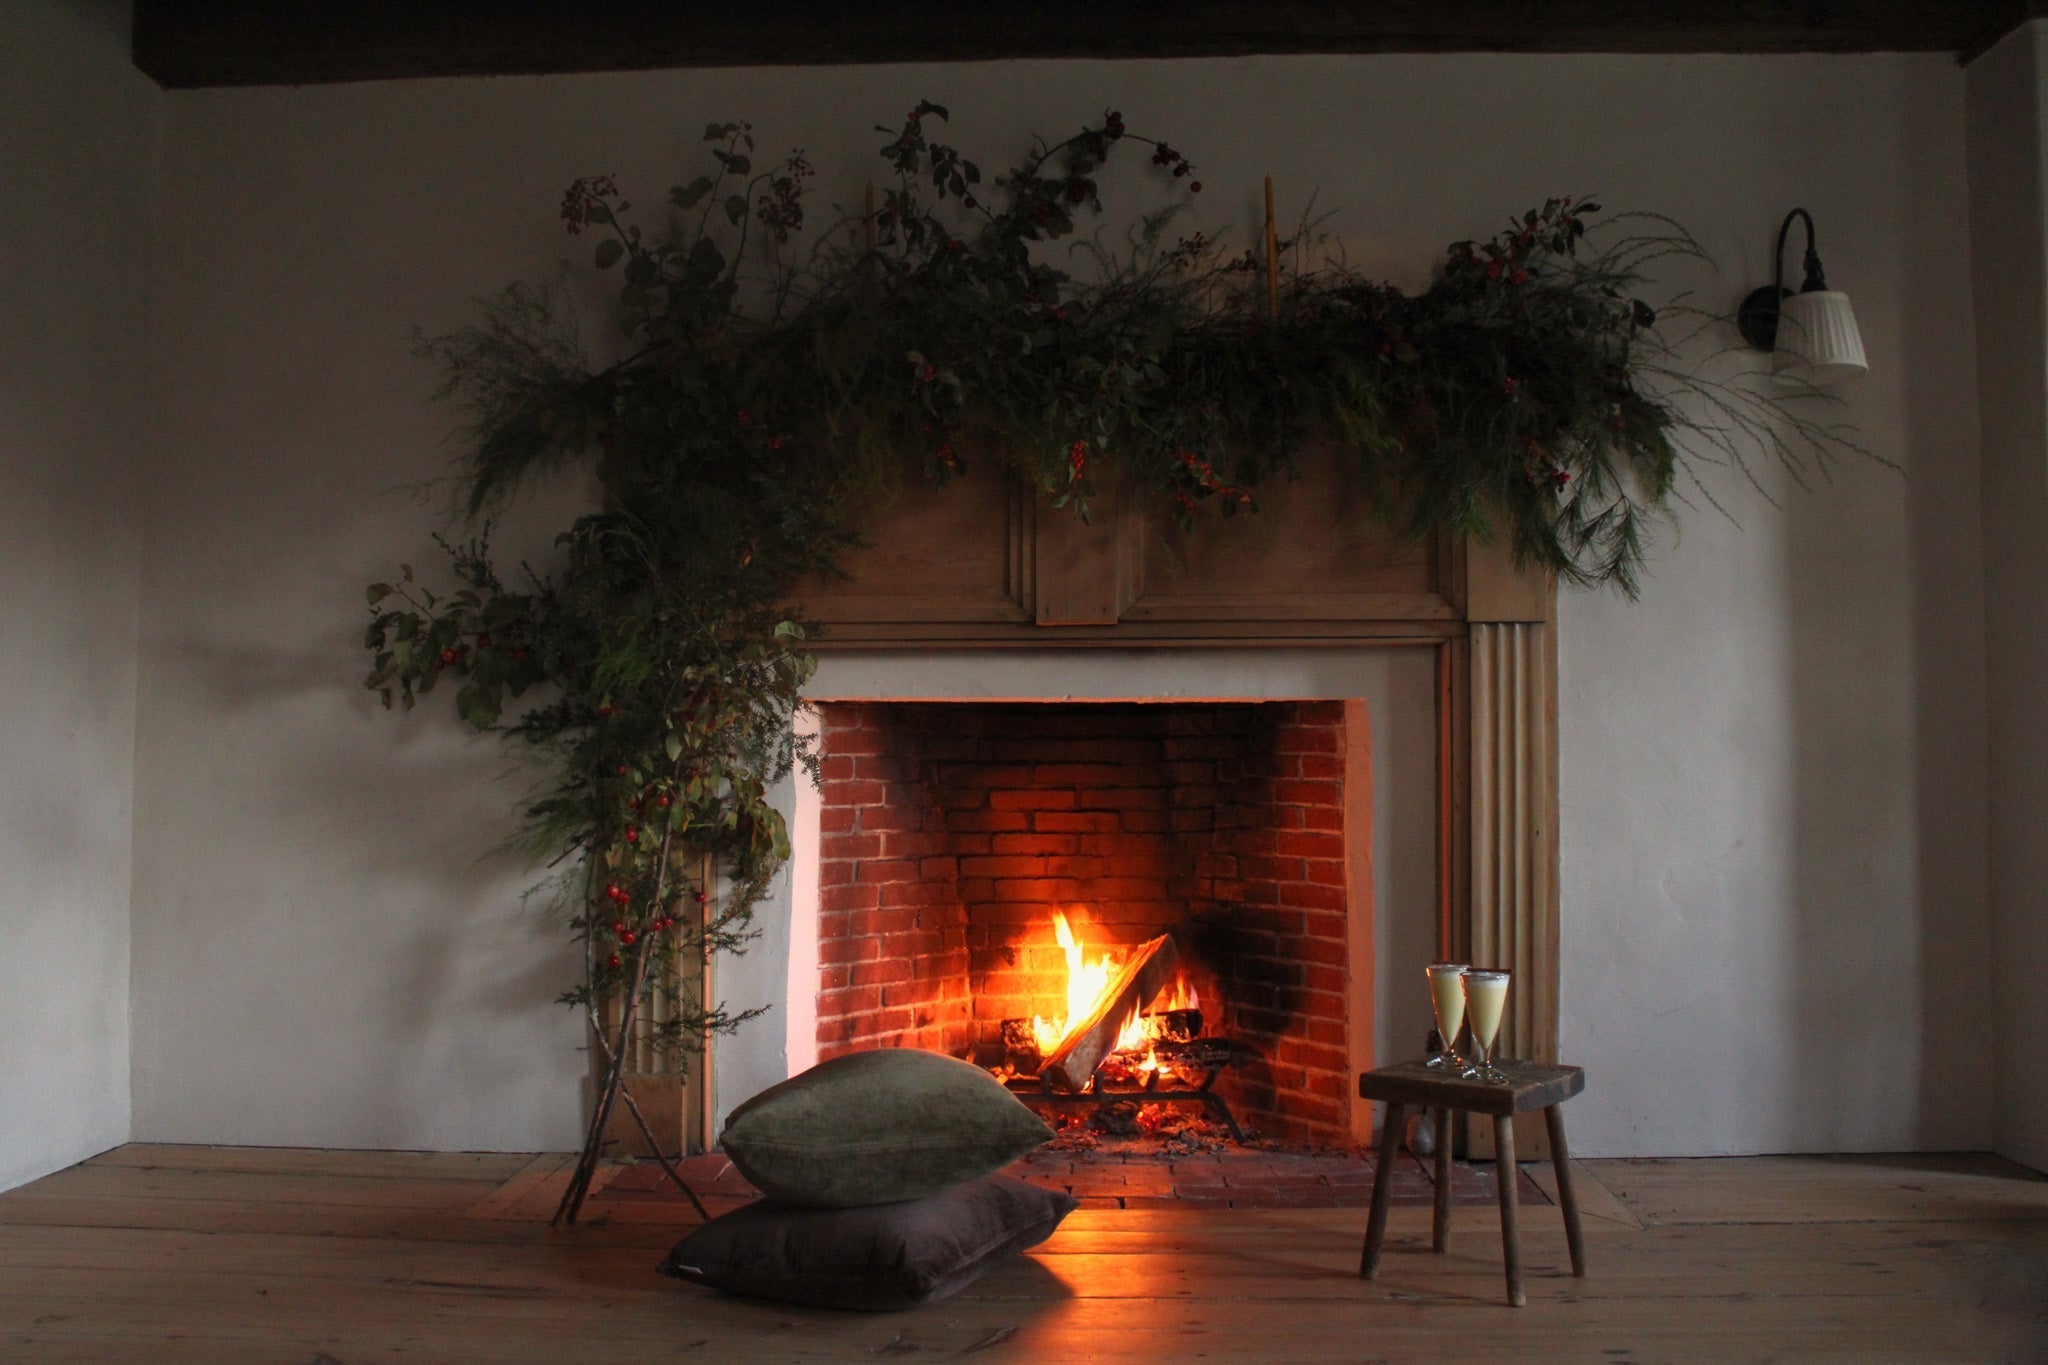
[[812, 699, 1363, 1143]]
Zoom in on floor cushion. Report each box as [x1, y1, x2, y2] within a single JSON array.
[[719, 1048, 1053, 1207], [656, 1174, 1077, 1310]]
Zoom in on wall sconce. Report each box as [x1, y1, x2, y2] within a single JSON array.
[[1736, 208, 1868, 384]]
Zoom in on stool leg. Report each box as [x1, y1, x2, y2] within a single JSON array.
[[1359, 1100, 1406, 1278], [1494, 1114, 1525, 1307], [1431, 1105, 1452, 1253], [1544, 1104, 1586, 1277]]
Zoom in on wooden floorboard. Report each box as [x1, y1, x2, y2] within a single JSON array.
[[2, 1146, 2044, 1362]]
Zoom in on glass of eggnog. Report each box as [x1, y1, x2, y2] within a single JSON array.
[[1425, 963, 1469, 1069], [1460, 969, 1512, 1084]]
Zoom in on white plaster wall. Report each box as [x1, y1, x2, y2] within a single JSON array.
[[1967, 24, 2048, 1173], [132, 51, 1988, 1155], [1559, 57, 1993, 1155], [0, 0, 153, 1190]]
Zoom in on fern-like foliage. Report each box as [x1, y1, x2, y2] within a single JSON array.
[[361, 103, 1862, 1061]]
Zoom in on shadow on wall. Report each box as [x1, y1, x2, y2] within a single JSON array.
[[135, 595, 583, 1146]]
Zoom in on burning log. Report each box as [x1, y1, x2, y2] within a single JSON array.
[[1147, 1008, 1203, 1043], [1040, 934, 1180, 1093], [999, 1018, 1039, 1056]]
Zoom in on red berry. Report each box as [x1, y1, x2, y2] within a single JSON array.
[[439, 648, 459, 666], [616, 764, 628, 776], [625, 827, 639, 843], [694, 890, 708, 904], [597, 705, 614, 717], [604, 883, 623, 901], [619, 930, 636, 946], [611, 921, 626, 935], [1190, 181, 1202, 193], [657, 795, 672, 808], [607, 954, 622, 970]]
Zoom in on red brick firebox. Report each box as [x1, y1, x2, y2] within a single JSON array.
[[813, 700, 1356, 1142]]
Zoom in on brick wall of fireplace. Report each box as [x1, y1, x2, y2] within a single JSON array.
[[812, 699, 1357, 1142]]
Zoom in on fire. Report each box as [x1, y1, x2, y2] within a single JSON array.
[[1031, 909, 1119, 1054], [1029, 908, 1199, 1057]]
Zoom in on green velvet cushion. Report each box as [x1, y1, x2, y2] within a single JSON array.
[[719, 1049, 1053, 1207], [656, 1174, 1076, 1311]]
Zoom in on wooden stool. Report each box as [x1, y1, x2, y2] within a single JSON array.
[[1357, 1060, 1586, 1306]]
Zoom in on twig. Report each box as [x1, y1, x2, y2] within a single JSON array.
[[555, 812, 688, 1225], [1263, 176, 1278, 321], [619, 1077, 713, 1222]]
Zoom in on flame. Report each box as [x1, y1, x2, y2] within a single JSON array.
[[1027, 910, 1198, 1060], [1031, 909, 1126, 1055]]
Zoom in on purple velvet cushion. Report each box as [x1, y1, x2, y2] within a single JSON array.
[[656, 1174, 1076, 1311]]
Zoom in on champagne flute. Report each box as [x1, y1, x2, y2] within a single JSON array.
[[1460, 969, 1511, 1084], [1424, 963, 1468, 1069]]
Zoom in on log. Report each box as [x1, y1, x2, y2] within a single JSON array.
[[1041, 934, 1179, 1093], [1148, 1008, 1203, 1043]]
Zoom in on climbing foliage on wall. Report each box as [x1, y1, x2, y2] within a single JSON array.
[[359, 102, 1855, 1220]]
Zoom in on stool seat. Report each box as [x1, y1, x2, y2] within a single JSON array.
[[1357, 1059, 1587, 1306], [1358, 1059, 1584, 1116]]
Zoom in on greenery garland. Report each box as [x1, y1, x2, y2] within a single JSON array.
[[360, 103, 1839, 1217]]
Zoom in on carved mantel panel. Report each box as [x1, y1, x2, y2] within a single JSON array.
[[799, 449, 1457, 647]]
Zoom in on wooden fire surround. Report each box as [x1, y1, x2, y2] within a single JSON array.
[[798, 449, 1562, 1093]]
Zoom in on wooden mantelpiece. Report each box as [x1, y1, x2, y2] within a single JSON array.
[[800, 451, 1459, 647], [797, 449, 1561, 1144]]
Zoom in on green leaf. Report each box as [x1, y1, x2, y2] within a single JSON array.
[[594, 238, 624, 269], [366, 583, 392, 606], [457, 683, 499, 728], [670, 177, 714, 210], [724, 194, 748, 225], [665, 731, 683, 762]]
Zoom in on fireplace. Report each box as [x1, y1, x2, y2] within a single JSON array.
[[719, 452, 1561, 1161], [809, 698, 1368, 1143]]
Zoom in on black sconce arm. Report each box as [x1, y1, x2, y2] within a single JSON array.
[[1739, 206, 1829, 351]]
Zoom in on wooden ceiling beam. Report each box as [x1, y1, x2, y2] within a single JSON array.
[[132, 1, 2037, 90]]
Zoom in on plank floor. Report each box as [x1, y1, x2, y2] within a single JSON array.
[[2, 1144, 2044, 1361]]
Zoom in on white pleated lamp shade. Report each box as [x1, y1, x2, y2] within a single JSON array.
[[1773, 289, 1867, 383]]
